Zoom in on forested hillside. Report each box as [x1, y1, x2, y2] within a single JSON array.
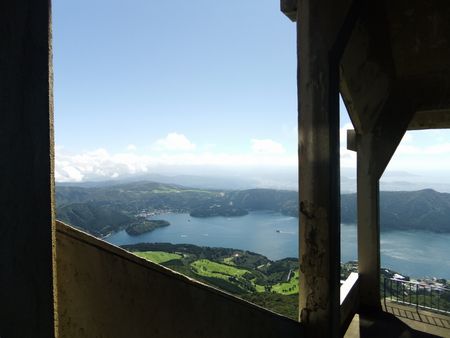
[[56, 181, 450, 236]]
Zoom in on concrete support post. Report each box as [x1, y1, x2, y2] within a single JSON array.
[[298, 1, 341, 336], [0, 1, 56, 337], [356, 134, 381, 311]]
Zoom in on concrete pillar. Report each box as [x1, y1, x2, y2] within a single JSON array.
[[353, 93, 413, 311], [0, 1, 56, 337], [297, 1, 341, 336], [356, 134, 381, 311]]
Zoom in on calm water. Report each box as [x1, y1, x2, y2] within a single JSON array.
[[106, 211, 450, 279]]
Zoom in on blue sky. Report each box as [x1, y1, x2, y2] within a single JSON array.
[[53, 0, 450, 183], [53, 0, 297, 150]]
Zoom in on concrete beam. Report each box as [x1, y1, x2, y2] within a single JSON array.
[[409, 109, 450, 130], [280, 0, 297, 22], [340, 1, 396, 135], [369, 90, 415, 180], [0, 1, 56, 337], [347, 129, 357, 152]]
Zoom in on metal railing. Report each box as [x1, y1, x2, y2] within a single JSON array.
[[383, 277, 450, 315]]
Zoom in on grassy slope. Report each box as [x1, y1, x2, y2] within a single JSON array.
[[135, 251, 182, 264], [191, 259, 248, 278], [130, 248, 300, 320], [190, 258, 299, 318], [192, 259, 268, 293], [271, 271, 299, 295]]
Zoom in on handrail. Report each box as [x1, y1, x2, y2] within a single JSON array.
[[383, 277, 450, 315], [385, 277, 450, 289]]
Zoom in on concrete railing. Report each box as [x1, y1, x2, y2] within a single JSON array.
[[340, 272, 360, 335], [55, 221, 302, 338]]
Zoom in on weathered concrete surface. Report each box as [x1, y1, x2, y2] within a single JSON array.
[[341, 0, 450, 314], [55, 222, 302, 338], [356, 134, 381, 311], [350, 96, 413, 311], [0, 1, 56, 337], [409, 110, 450, 130], [289, 0, 450, 335], [340, 1, 396, 135], [341, 1, 450, 134], [296, 1, 352, 337]]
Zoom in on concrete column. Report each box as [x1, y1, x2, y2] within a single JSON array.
[[354, 93, 413, 311], [298, 1, 341, 336], [356, 134, 381, 311], [0, 1, 56, 337]]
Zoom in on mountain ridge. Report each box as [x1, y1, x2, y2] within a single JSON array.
[[56, 181, 450, 236]]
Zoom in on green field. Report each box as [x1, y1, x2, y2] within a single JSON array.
[[191, 259, 266, 293], [135, 251, 182, 264], [191, 259, 249, 279], [271, 270, 299, 295], [125, 245, 300, 320], [223, 256, 236, 265]]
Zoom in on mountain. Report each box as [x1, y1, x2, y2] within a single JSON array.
[[226, 189, 298, 217], [341, 189, 450, 233], [55, 173, 288, 191], [55, 182, 297, 236], [56, 181, 450, 236], [57, 201, 132, 237]]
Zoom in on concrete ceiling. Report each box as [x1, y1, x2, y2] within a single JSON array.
[[340, 0, 450, 132]]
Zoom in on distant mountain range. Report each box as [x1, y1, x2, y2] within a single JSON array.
[[55, 170, 450, 193], [342, 189, 450, 232], [56, 181, 450, 236]]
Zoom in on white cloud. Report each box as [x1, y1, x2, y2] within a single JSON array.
[[127, 144, 137, 151], [340, 147, 356, 168], [387, 130, 450, 171], [55, 165, 84, 182], [55, 146, 297, 182], [251, 139, 286, 154], [153, 133, 196, 152], [397, 141, 450, 156], [402, 133, 413, 144]]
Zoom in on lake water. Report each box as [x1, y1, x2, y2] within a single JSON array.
[[105, 211, 450, 279]]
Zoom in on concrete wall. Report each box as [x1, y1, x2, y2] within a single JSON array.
[[0, 1, 56, 337], [56, 222, 302, 338]]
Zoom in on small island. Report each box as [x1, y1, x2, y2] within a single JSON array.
[[126, 219, 170, 236]]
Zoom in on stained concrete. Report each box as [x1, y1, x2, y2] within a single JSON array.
[[341, 1, 450, 133], [55, 222, 303, 338], [356, 135, 381, 310], [284, 1, 450, 336], [0, 1, 56, 337], [295, 0, 352, 336]]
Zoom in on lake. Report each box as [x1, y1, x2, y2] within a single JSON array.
[[105, 211, 450, 279]]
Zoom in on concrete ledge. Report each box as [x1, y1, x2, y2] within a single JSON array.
[[341, 273, 360, 335], [55, 221, 303, 338]]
